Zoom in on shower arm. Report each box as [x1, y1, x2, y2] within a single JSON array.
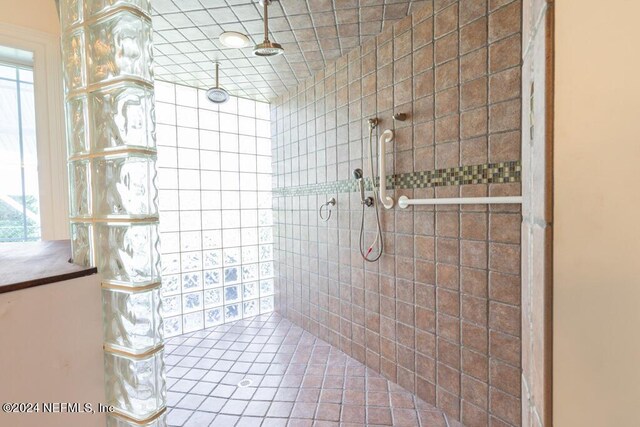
[[378, 129, 394, 209]]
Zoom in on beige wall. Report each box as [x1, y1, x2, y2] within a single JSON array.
[[0, 0, 60, 35], [554, 1, 640, 426], [0, 275, 105, 427]]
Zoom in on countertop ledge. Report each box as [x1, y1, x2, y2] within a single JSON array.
[[0, 240, 97, 294]]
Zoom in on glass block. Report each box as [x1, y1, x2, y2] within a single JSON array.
[[220, 172, 240, 190], [259, 245, 273, 261], [87, 10, 152, 84], [175, 85, 197, 107], [176, 106, 198, 128], [71, 222, 93, 266], [93, 155, 158, 218], [155, 102, 176, 126], [241, 228, 258, 246], [243, 282, 258, 300], [200, 130, 220, 150], [260, 296, 274, 314], [159, 211, 179, 232], [219, 114, 238, 134], [259, 227, 273, 243], [204, 288, 222, 308], [203, 269, 221, 288], [159, 231, 179, 253], [243, 299, 259, 318], [204, 307, 223, 327], [60, 0, 83, 29], [241, 210, 258, 227], [183, 311, 203, 333], [61, 29, 85, 93], [163, 316, 181, 338], [257, 156, 272, 173], [65, 96, 89, 156], [158, 189, 177, 212], [238, 116, 256, 136], [182, 291, 202, 314], [242, 246, 258, 264], [178, 189, 200, 209], [258, 210, 273, 226], [107, 412, 167, 427], [260, 262, 274, 279], [203, 249, 221, 269], [180, 231, 202, 252], [178, 148, 200, 169], [223, 229, 241, 247], [202, 192, 221, 211], [220, 191, 240, 209], [182, 272, 202, 292], [202, 230, 222, 249], [104, 350, 165, 419], [242, 264, 258, 282], [258, 193, 272, 209], [224, 285, 241, 304], [180, 251, 202, 272], [179, 211, 202, 231], [161, 274, 180, 296], [223, 248, 241, 266], [224, 267, 239, 285], [224, 303, 242, 323], [90, 83, 155, 152], [240, 192, 257, 209], [256, 102, 270, 120], [69, 160, 91, 218], [95, 222, 161, 285], [161, 295, 180, 316], [221, 210, 241, 229], [87, 0, 151, 17], [178, 169, 199, 188], [161, 253, 179, 275], [199, 109, 218, 131], [256, 119, 270, 138], [260, 279, 274, 296], [154, 81, 175, 104], [103, 287, 163, 353], [156, 124, 176, 147]]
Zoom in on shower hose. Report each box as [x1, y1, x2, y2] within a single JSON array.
[[359, 124, 385, 262]]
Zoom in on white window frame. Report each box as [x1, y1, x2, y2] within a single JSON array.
[[0, 23, 68, 240]]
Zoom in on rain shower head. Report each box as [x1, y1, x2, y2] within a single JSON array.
[[206, 63, 229, 104], [253, 0, 284, 57]]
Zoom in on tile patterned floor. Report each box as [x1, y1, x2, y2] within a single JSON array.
[[165, 312, 456, 427]]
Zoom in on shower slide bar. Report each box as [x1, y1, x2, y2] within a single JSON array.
[[398, 195, 523, 208]]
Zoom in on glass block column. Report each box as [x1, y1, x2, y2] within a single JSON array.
[[60, 0, 166, 425]]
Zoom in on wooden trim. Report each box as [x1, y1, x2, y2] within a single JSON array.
[[544, 3, 555, 426]]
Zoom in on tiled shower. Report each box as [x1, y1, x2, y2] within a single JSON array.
[[55, 0, 535, 425], [271, 1, 523, 425]]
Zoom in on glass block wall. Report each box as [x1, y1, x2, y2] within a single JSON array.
[[154, 81, 274, 338], [60, 0, 166, 424]]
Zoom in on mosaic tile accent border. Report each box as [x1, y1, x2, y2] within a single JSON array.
[[273, 161, 521, 197]]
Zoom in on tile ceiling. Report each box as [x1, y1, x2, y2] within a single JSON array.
[[151, 0, 429, 102]]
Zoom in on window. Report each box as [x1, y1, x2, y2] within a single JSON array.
[[0, 60, 40, 242]]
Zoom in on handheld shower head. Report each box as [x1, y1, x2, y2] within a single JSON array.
[[353, 168, 366, 204]]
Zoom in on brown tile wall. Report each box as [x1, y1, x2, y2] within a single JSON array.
[[521, 0, 553, 426], [270, 1, 523, 425]]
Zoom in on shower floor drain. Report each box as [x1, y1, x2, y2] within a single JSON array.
[[237, 378, 253, 388]]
